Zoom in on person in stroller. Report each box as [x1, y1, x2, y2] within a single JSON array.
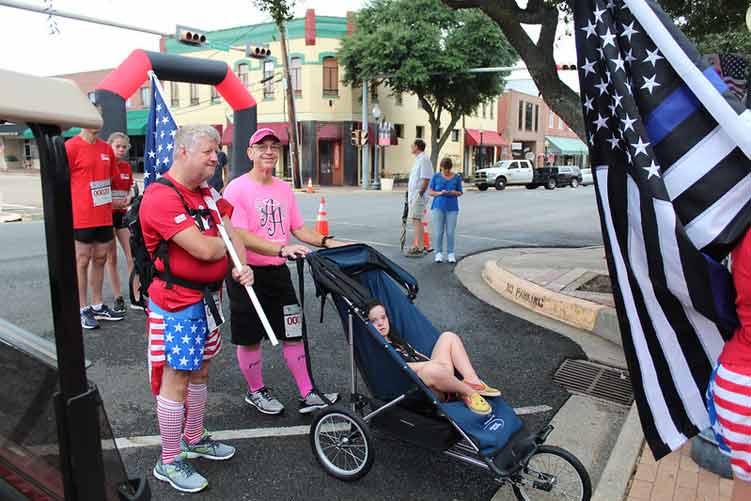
[[366, 300, 501, 416]]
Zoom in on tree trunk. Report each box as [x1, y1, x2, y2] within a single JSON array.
[[442, 0, 586, 141]]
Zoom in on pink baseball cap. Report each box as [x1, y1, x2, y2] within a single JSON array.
[[249, 127, 280, 146]]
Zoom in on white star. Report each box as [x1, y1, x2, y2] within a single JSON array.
[[643, 160, 661, 179], [624, 48, 637, 64], [162, 157, 170, 165], [166, 143, 173, 151], [144, 171, 151, 180], [194, 357, 201, 366], [610, 54, 625, 73], [631, 136, 650, 157], [606, 134, 621, 150], [157, 144, 163, 153], [174, 322, 183, 332], [156, 103, 162, 112], [179, 356, 188, 366], [625, 149, 633, 164], [580, 19, 597, 39], [594, 6, 607, 23], [593, 113, 609, 131], [170, 130, 177, 137], [583, 95, 595, 112], [165, 333, 174, 343], [191, 324, 198, 333], [160, 130, 166, 139], [600, 28, 616, 48], [608, 102, 617, 115], [621, 113, 637, 133], [161, 116, 169, 125], [641, 74, 661, 94], [171, 345, 181, 355], [623, 78, 633, 95], [595, 78, 610, 96], [620, 21, 639, 42], [643, 47, 664, 67], [182, 334, 191, 344], [147, 150, 156, 159], [189, 346, 196, 355], [612, 91, 623, 109], [581, 57, 597, 77], [194, 335, 202, 344], [156, 172, 163, 179]]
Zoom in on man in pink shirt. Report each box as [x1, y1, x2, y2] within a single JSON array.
[[224, 128, 346, 415]]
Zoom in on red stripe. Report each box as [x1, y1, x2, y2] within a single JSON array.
[[731, 458, 751, 473], [712, 391, 751, 413], [715, 373, 751, 396]]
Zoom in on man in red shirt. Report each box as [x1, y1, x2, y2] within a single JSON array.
[[65, 126, 125, 329], [140, 124, 251, 493]]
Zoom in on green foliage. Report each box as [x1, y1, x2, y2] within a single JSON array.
[[660, 0, 747, 42], [253, 0, 296, 24], [338, 0, 516, 117]]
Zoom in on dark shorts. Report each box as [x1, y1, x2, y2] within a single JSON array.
[[227, 264, 302, 346], [74, 225, 114, 244], [112, 212, 128, 230]]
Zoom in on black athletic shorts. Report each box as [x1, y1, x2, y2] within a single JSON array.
[[112, 212, 128, 230], [74, 225, 114, 244], [227, 264, 303, 346]]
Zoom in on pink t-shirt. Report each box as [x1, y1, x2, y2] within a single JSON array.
[[223, 175, 304, 266]]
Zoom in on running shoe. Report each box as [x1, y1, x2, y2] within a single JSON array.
[[92, 304, 125, 321], [299, 390, 339, 414], [434, 252, 444, 263], [153, 454, 208, 493], [245, 387, 285, 415], [404, 247, 424, 258], [113, 296, 126, 314], [129, 302, 145, 311], [462, 393, 492, 415], [80, 307, 99, 330], [181, 430, 235, 461], [447, 253, 457, 264], [467, 381, 502, 398]]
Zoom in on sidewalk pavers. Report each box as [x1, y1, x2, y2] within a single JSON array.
[[627, 442, 733, 500]]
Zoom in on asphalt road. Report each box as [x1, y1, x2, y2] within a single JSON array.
[[0, 182, 603, 500]]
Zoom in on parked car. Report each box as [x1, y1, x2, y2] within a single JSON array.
[[581, 167, 593, 186], [552, 165, 583, 188], [474, 159, 560, 191]]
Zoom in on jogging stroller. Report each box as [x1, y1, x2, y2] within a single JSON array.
[[302, 244, 592, 500]]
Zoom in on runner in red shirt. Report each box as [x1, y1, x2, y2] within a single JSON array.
[[140, 124, 251, 493], [65, 126, 125, 330], [105, 132, 135, 313]]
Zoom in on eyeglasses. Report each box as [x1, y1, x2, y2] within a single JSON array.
[[252, 144, 281, 153]]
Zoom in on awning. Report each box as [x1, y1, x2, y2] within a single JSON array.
[[20, 109, 150, 139], [545, 136, 588, 155], [222, 122, 290, 146], [465, 129, 506, 146]]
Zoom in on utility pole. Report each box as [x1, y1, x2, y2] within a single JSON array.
[[279, 23, 302, 189], [361, 80, 370, 189]]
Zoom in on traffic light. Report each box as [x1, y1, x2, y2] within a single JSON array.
[[176, 26, 207, 46], [556, 64, 576, 71], [360, 130, 368, 145], [246, 45, 272, 59], [351, 130, 361, 147]]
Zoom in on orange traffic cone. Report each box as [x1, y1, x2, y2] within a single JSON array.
[[315, 197, 329, 236], [306, 177, 314, 193], [412, 206, 432, 251]]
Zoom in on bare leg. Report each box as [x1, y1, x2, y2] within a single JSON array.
[[413, 219, 424, 251], [90, 241, 109, 305], [430, 332, 481, 385], [160, 366, 190, 403], [74, 241, 93, 308], [116, 227, 133, 277], [411, 361, 475, 397], [189, 359, 210, 386], [105, 239, 121, 298]]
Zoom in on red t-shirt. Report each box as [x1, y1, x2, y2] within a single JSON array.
[[719, 228, 751, 368], [111, 160, 134, 214], [65, 136, 118, 229], [140, 174, 233, 311]]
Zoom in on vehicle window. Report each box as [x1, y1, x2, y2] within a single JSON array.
[[508, 162, 517, 169]]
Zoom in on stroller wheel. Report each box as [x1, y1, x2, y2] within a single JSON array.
[[511, 445, 591, 501], [310, 406, 374, 481]]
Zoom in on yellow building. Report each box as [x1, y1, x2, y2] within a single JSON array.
[[161, 10, 501, 185]]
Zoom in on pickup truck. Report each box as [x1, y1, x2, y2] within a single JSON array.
[[474, 159, 560, 191]]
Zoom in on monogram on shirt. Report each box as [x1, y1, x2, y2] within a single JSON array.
[[256, 198, 286, 237]]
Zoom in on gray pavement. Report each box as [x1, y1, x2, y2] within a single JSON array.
[[0, 175, 608, 500]]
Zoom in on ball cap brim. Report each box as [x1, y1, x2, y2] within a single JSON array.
[[249, 127, 281, 146]]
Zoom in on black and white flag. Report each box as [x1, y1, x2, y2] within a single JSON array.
[[573, 0, 751, 459]]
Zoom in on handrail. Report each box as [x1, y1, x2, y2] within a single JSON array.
[[0, 317, 91, 370]]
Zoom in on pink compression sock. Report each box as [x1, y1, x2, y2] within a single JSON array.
[[156, 395, 184, 464], [283, 342, 313, 398], [237, 345, 264, 392], [183, 383, 207, 446]]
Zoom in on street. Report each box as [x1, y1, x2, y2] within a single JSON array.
[[0, 182, 603, 500]]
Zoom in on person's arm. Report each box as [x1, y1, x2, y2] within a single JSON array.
[[171, 225, 227, 261], [222, 215, 253, 285], [291, 225, 348, 248], [418, 178, 430, 197], [427, 175, 445, 197]]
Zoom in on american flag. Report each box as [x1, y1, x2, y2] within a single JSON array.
[[574, 0, 751, 459], [719, 53, 748, 102], [144, 73, 177, 186]]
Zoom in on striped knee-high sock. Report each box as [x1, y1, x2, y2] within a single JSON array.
[[157, 395, 184, 464], [184, 383, 208, 446]]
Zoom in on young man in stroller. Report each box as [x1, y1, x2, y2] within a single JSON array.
[[366, 300, 501, 415]]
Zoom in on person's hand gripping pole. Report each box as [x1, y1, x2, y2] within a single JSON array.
[[202, 185, 279, 346]]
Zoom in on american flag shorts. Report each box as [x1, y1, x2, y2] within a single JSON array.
[[147, 299, 221, 394], [706, 363, 751, 481]]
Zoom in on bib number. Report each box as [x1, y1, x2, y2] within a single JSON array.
[[283, 304, 302, 338], [204, 292, 225, 332], [90, 180, 112, 207]]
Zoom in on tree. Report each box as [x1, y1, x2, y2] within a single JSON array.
[[441, 0, 750, 141], [338, 0, 516, 167]]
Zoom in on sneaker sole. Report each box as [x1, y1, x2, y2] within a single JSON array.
[[184, 449, 236, 461], [152, 467, 208, 493], [244, 396, 284, 415], [129, 304, 145, 311], [93, 315, 125, 321], [81, 322, 100, 330], [298, 394, 339, 414]]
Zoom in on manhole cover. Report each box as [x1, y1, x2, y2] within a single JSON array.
[[576, 274, 612, 294], [554, 359, 633, 407]]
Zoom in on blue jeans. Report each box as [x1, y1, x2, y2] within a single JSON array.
[[432, 209, 458, 254]]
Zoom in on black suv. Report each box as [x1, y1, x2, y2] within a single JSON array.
[[554, 165, 583, 188]]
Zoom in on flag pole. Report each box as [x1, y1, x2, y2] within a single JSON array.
[[624, 0, 751, 159]]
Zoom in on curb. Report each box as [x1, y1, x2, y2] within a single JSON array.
[[482, 259, 622, 347], [591, 403, 644, 501]]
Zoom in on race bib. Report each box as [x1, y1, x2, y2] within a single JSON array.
[[204, 292, 225, 332], [283, 304, 302, 338], [90, 179, 112, 207], [112, 190, 129, 203]]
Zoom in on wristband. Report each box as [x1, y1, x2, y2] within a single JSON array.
[[321, 235, 335, 248]]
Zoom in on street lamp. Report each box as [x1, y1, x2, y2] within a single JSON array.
[[371, 104, 382, 189]]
